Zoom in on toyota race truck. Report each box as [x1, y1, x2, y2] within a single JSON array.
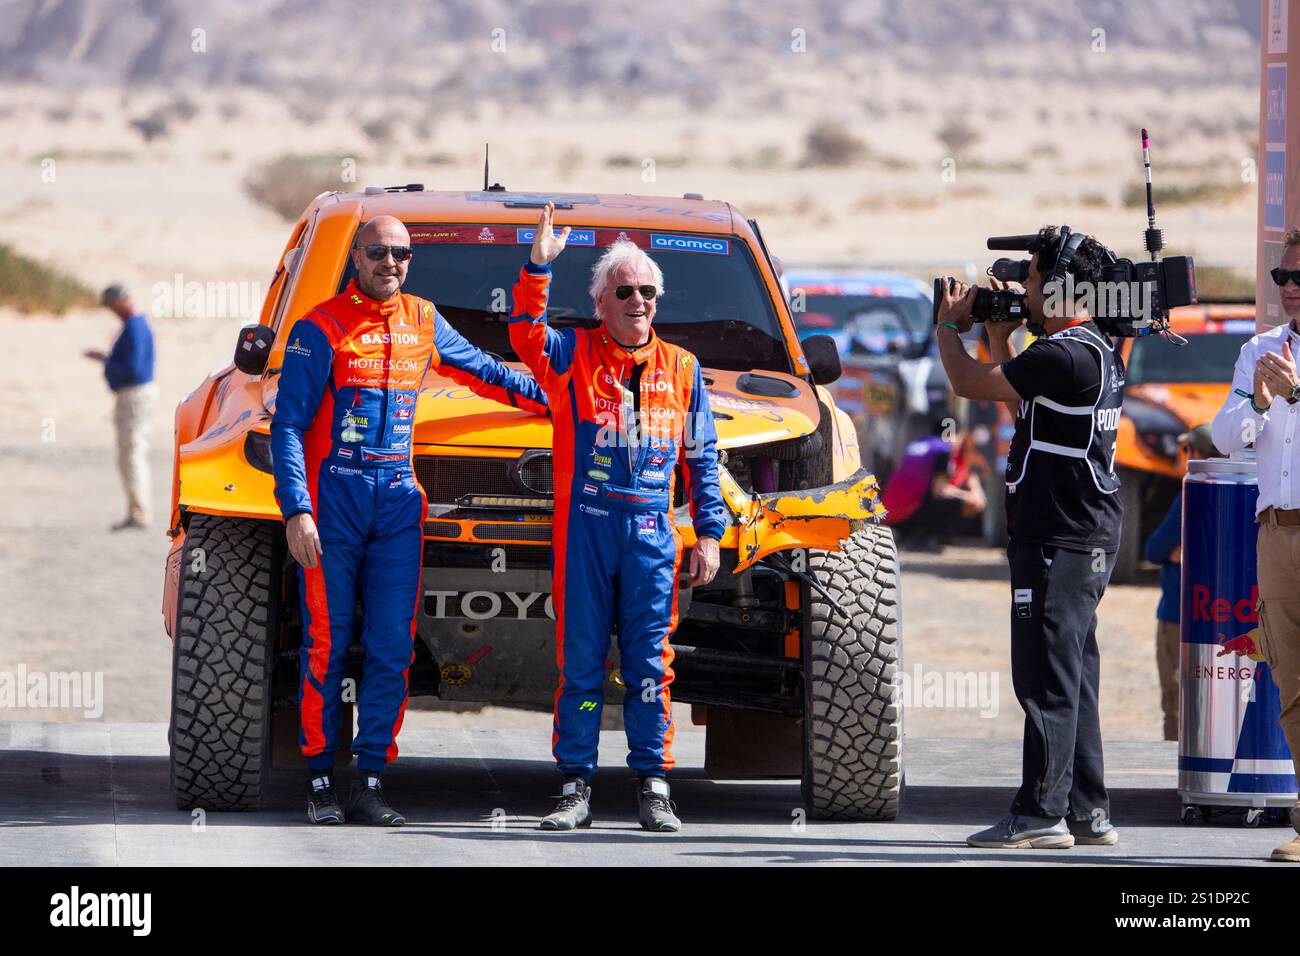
[[162, 187, 901, 820]]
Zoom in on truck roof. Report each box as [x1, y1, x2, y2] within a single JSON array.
[[314, 188, 738, 234]]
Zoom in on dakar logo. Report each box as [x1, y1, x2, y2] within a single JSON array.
[[477, 227, 495, 242]]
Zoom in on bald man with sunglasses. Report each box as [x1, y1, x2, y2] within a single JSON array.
[[272, 215, 548, 826], [1213, 228, 1300, 862]]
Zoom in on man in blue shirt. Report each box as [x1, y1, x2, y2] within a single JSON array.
[[85, 284, 156, 530], [1144, 424, 1218, 740]]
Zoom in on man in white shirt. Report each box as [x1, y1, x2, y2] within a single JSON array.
[[1212, 228, 1300, 863]]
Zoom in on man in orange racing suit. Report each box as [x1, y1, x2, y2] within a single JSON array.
[[510, 203, 725, 833], [272, 216, 547, 826]]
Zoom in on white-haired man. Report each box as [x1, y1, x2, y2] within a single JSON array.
[[509, 203, 726, 832]]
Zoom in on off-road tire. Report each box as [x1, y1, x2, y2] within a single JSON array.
[[1111, 468, 1142, 584], [170, 515, 279, 810], [802, 524, 903, 820]]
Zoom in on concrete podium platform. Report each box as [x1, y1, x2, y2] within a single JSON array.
[[0, 722, 1287, 866]]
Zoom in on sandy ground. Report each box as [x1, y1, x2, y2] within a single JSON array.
[[0, 304, 1163, 739]]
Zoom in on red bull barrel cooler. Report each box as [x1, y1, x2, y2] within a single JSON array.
[[1179, 451, 1296, 824]]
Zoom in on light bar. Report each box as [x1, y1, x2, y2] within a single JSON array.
[[459, 495, 554, 510]]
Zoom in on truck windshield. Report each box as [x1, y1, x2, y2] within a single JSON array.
[[1126, 332, 1250, 385], [339, 223, 792, 373]]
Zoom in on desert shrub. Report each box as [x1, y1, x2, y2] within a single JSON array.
[[801, 120, 865, 167], [0, 243, 97, 314], [244, 153, 352, 221], [936, 116, 980, 156]]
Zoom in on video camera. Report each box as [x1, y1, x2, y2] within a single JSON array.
[[933, 130, 1197, 339]]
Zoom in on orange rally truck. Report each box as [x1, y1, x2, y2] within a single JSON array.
[[162, 187, 902, 819], [1110, 303, 1254, 582]]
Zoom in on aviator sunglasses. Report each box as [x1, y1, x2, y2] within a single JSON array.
[[1271, 267, 1300, 287], [361, 243, 413, 262]]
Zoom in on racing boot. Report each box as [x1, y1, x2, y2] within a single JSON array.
[[966, 814, 1073, 849], [345, 774, 406, 826], [539, 777, 592, 831], [638, 777, 681, 833], [306, 772, 344, 825]]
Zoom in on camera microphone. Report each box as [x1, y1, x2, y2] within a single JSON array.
[[986, 234, 1040, 251]]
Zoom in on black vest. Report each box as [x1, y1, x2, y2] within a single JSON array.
[[1004, 323, 1125, 549]]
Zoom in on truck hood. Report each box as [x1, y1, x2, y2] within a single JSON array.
[[414, 366, 820, 450], [1125, 382, 1231, 429]]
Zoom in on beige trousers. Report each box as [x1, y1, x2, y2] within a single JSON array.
[[1256, 521, 1300, 784], [113, 382, 157, 524], [1155, 620, 1180, 741]]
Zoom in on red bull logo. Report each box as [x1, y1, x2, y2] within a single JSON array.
[[1216, 627, 1265, 663]]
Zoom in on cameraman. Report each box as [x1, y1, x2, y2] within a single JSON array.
[[935, 227, 1123, 850]]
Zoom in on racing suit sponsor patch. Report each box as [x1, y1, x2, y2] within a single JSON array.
[[649, 233, 730, 255]]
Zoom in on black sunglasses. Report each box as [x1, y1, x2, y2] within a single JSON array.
[[1272, 267, 1300, 287], [360, 243, 412, 262], [614, 284, 658, 300]]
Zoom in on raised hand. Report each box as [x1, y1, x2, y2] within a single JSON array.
[[530, 201, 571, 266]]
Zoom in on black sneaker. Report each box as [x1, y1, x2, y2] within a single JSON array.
[[539, 777, 592, 831], [346, 775, 406, 826], [306, 773, 344, 825], [638, 777, 680, 832]]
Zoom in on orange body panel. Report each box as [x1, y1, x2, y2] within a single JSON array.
[[165, 190, 879, 633]]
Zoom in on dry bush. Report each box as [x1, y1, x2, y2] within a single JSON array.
[[166, 95, 199, 122], [1120, 179, 1247, 208], [1193, 266, 1255, 300], [361, 115, 399, 147], [244, 154, 351, 221], [0, 243, 97, 314], [801, 120, 865, 167], [129, 112, 169, 142], [936, 116, 981, 157]]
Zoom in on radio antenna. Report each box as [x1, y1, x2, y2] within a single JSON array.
[[1141, 129, 1163, 263], [1142, 129, 1186, 344], [483, 143, 489, 192]]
